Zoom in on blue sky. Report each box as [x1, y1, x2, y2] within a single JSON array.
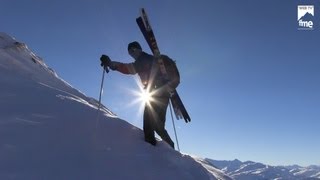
[[1, 0, 319, 166]]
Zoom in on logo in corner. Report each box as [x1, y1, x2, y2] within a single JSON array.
[[297, 5, 314, 30]]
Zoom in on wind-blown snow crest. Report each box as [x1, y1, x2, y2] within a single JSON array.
[[0, 32, 113, 116], [0, 33, 228, 180]]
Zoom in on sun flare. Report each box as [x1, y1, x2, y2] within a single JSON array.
[[140, 90, 151, 103], [124, 77, 156, 119]]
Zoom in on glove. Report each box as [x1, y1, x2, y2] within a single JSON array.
[[100, 54, 111, 67]]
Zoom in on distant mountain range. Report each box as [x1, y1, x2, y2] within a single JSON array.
[[205, 159, 320, 180]]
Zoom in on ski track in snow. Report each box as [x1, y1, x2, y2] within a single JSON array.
[[39, 82, 116, 117], [31, 113, 54, 119], [14, 117, 42, 125]]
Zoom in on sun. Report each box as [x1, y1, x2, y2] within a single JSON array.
[[130, 77, 154, 106], [121, 77, 158, 126], [125, 77, 155, 116], [140, 90, 152, 104]]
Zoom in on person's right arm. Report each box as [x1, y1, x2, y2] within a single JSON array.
[[108, 61, 136, 75], [100, 54, 136, 75]]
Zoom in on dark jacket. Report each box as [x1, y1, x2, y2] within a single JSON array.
[[112, 52, 180, 95]]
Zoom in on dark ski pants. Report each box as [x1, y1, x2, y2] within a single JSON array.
[[143, 95, 174, 149]]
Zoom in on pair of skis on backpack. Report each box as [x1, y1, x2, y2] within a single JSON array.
[[136, 8, 191, 123]]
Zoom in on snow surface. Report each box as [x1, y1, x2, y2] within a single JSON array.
[[0, 32, 229, 180]]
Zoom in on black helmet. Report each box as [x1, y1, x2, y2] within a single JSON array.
[[128, 41, 142, 51]]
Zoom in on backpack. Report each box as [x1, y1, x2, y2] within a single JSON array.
[[161, 55, 180, 89]]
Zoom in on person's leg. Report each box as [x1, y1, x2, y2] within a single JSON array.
[[143, 103, 156, 145], [154, 97, 174, 149]]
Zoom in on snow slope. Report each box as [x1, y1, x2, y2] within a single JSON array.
[[0, 32, 229, 180]]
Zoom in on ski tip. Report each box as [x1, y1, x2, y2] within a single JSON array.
[[139, 8, 146, 16], [136, 16, 142, 23]]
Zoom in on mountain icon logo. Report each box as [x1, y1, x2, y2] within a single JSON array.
[[297, 5, 314, 30]]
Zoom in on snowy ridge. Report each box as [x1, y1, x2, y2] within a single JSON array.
[[288, 165, 320, 179], [0, 33, 229, 179], [0, 32, 113, 116], [193, 157, 233, 180], [206, 159, 320, 180], [313, 171, 320, 178], [1, 32, 72, 91]]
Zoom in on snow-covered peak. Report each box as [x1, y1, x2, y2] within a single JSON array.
[[0, 32, 111, 115], [1, 32, 58, 81]]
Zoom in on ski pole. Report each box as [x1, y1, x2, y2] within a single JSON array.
[[169, 99, 180, 152], [96, 67, 108, 129]]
